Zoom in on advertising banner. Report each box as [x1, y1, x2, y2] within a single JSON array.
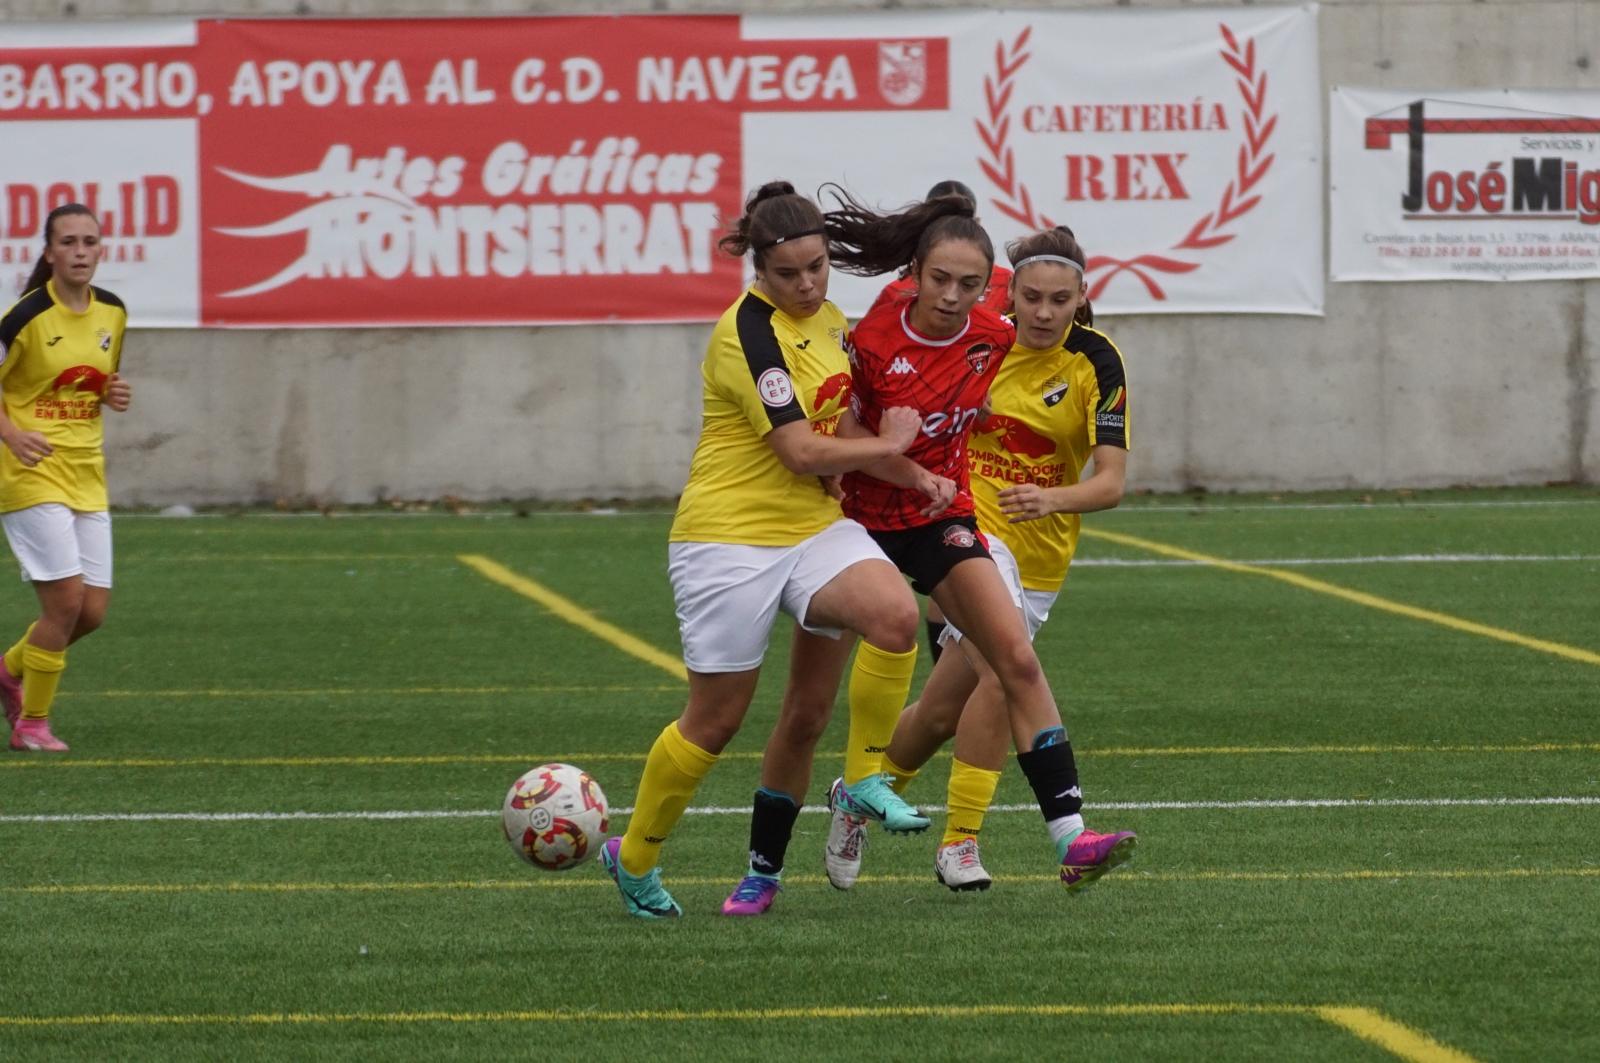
[[1, 8, 1322, 326], [1331, 87, 1600, 281]]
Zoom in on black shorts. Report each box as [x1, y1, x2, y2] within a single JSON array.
[[868, 516, 991, 596]]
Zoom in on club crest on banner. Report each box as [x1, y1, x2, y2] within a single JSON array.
[[879, 42, 927, 107]]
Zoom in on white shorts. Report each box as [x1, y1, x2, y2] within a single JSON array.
[[940, 534, 1058, 645], [669, 518, 889, 673], [1, 504, 113, 588]]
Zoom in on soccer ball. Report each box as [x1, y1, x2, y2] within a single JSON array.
[[501, 763, 610, 872]]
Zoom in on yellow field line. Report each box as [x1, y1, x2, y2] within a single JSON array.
[[1316, 1007, 1482, 1063], [10, 867, 1595, 897], [1083, 528, 1600, 667], [55, 684, 681, 700], [0, 1000, 1482, 1058], [7, 742, 1594, 772], [458, 553, 687, 681]]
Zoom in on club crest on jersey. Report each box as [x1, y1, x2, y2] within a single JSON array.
[[964, 342, 996, 375], [96, 328, 112, 352], [757, 368, 795, 407], [1042, 377, 1068, 407], [941, 524, 976, 549], [878, 41, 928, 107]]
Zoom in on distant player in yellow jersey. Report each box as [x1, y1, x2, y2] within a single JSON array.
[[824, 225, 1137, 892], [0, 204, 133, 752], [599, 181, 932, 919]]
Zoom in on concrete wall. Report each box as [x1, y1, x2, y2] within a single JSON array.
[[6, 0, 1597, 503]]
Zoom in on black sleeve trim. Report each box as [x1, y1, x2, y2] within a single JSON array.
[[735, 292, 805, 431], [0, 288, 54, 357], [1074, 325, 1129, 449], [91, 286, 126, 311]]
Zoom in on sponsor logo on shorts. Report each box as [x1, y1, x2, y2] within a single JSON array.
[[941, 524, 976, 549]]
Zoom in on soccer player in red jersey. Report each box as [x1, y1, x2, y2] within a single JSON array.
[[865, 181, 1011, 668], [815, 193, 1136, 891], [831, 225, 1136, 893]]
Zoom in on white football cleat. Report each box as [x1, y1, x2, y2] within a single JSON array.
[[935, 837, 992, 892], [824, 777, 868, 890]]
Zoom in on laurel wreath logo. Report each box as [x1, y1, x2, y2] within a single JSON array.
[[976, 23, 1278, 301]]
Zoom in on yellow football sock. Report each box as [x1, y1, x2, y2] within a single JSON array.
[[20, 643, 66, 720], [4, 623, 35, 677], [843, 641, 916, 785], [618, 720, 718, 876], [942, 757, 1002, 848], [883, 751, 920, 795]]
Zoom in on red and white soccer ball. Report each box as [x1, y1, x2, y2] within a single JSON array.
[[501, 763, 610, 872]]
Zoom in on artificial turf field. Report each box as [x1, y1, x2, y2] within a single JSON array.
[[1, 487, 1596, 1062]]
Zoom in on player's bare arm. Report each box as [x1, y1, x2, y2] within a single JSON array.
[[999, 445, 1127, 522]]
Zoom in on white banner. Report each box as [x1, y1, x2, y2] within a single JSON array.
[[756, 5, 1324, 316], [1331, 87, 1600, 281], [1, 8, 1323, 326]]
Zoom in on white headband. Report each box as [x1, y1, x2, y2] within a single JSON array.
[[1012, 254, 1083, 275]]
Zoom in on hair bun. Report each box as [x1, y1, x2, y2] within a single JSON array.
[[751, 180, 797, 205]]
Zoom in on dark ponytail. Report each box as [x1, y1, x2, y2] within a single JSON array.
[[718, 180, 827, 269], [1007, 225, 1093, 326], [820, 184, 994, 278], [21, 202, 98, 296]]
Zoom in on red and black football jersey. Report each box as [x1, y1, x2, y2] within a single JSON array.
[[842, 301, 1016, 531], [863, 264, 1013, 321]]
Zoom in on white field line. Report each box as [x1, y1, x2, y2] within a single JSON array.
[[4, 795, 1597, 825], [1100, 499, 1600, 514], [112, 498, 1600, 521], [1073, 553, 1600, 568]]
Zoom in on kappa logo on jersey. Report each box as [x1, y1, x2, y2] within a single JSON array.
[[757, 368, 795, 408], [964, 342, 997, 374], [887, 356, 917, 375], [941, 524, 976, 549], [1042, 377, 1069, 408]]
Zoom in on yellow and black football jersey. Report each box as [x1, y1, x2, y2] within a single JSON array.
[[0, 280, 126, 513], [968, 322, 1129, 591], [670, 287, 853, 546]]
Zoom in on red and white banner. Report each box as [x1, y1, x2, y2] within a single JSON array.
[[1, 8, 1321, 327], [1332, 88, 1600, 281]]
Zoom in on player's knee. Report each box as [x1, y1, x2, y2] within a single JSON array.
[[43, 587, 86, 629], [994, 641, 1045, 689], [922, 702, 962, 744], [865, 599, 919, 654], [75, 605, 105, 638]]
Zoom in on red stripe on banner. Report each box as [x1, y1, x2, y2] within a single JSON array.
[[1365, 115, 1600, 148], [184, 17, 948, 326]]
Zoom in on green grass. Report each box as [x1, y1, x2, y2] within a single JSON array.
[[2, 487, 1598, 1061]]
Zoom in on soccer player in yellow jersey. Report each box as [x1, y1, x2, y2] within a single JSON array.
[[823, 226, 1138, 892], [0, 203, 132, 752], [598, 181, 933, 919]]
